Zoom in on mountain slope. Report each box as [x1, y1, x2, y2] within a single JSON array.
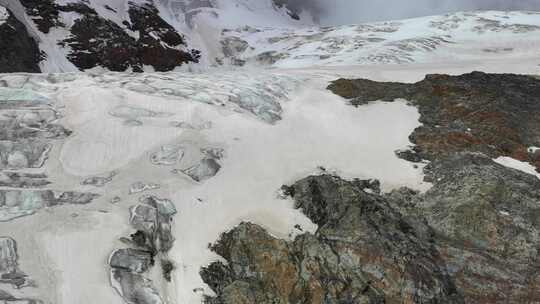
[[1, 3, 540, 304], [2, 1, 539, 72], [0, 6, 42, 72], [0, 0, 201, 72], [217, 11, 540, 68]]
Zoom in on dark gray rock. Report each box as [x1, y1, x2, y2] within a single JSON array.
[[0, 6, 42, 73], [17, 0, 200, 72], [202, 175, 463, 304], [18, 0, 63, 34], [415, 153, 540, 302], [203, 151, 540, 303], [326, 72, 540, 302], [58, 1, 199, 72]]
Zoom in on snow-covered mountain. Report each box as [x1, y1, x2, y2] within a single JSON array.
[[218, 11, 540, 67], [1, 0, 540, 72], [1, 2, 540, 304], [0, 0, 312, 72]]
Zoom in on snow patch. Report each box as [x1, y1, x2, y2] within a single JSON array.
[[494, 156, 540, 179], [0, 5, 8, 24], [499, 210, 510, 216]]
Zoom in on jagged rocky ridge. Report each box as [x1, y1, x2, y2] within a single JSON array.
[[201, 72, 540, 304], [202, 154, 540, 303], [15, 0, 199, 72]]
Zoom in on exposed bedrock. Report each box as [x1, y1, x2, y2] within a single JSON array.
[[202, 151, 540, 303], [328, 72, 540, 171], [0, 6, 42, 73], [18, 0, 200, 72], [408, 153, 540, 303], [202, 174, 463, 304]]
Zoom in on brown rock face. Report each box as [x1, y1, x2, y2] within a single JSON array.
[[201, 72, 540, 304], [203, 153, 540, 303], [328, 72, 540, 172], [201, 175, 464, 304]]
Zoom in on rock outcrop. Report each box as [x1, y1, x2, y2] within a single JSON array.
[[404, 153, 540, 303], [202, 174, 464, 304], [201, 72, 540, 304], [328, 72, 540, 171], [18, 0, 200, 72], [203, 155, 540, 303], [0, 6, 42, 73]]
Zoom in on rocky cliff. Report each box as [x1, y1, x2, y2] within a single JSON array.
[[201, 72, 540, 304], [0, 6, 41, 73]]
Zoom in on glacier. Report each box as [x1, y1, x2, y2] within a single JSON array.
[[0, 2, 540, 304]]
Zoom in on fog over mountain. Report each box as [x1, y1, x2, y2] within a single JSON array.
[[295, 0, 540, 24]]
